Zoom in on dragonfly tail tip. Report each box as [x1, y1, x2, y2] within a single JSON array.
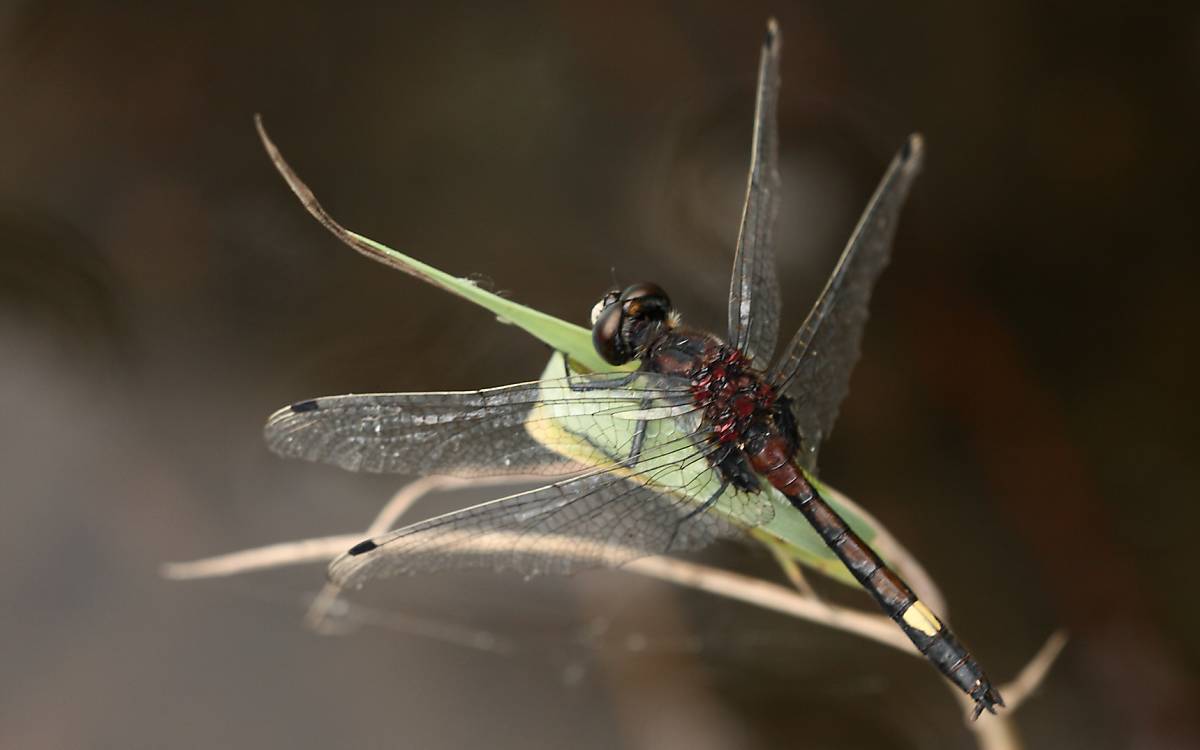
[[969, 683, 1005, 721]]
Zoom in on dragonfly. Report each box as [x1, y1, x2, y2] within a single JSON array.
[[260, 20, 1004, 718]]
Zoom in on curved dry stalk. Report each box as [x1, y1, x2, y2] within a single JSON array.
[[162, 475, 544, 628], [312, 475, 542, 628], [962, 629, 1068, 750], [765, 540, 818, 599], [365, 475, 494, 535], [164, 475, 1064, 750], [163, 528, 915, 651], [628, 554, 911, 652], [998, 629, 1068, 711], [162, 536, 361, 579], [164, 519, 1065, 735], [819, 483, 948, 615]]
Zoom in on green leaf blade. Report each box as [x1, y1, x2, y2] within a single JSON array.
[[347, 232, 611, 373]]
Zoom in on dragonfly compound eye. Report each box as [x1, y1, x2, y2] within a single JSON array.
[[592, 299, 631, 365], [618, 282, 672, 321]]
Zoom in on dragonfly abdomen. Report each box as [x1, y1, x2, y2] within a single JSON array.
[[767, 460, 1005, 719]]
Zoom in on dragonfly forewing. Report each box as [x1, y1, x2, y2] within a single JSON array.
[[265, 386, 574, 476], [264, 371, 692, 478]]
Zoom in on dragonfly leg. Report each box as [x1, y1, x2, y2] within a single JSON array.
[[559, 355, 640, 392], [665, 478, 729, 553], [557, 354, 657, 467], [713, 446, 761, 493], [572, 397, 651, 470], [621, 395, 658, 468]]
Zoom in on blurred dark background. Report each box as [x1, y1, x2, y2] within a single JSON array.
[[2, 2, 1198, 748]]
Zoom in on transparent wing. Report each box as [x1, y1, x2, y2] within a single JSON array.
[[727, 19, 783, 365], [769, 135, 924, 471], [264, 370, 696, 477], [328, 435, 773, 586]]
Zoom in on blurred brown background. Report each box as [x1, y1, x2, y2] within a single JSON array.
[[2, 2, 1198, 748]]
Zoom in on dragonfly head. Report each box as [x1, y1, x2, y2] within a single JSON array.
[[590, 282, 674, 365]]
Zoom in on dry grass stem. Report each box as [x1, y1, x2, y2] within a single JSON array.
[[164, 476, 1065, 749]]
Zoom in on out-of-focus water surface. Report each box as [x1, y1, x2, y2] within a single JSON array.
[[2, 3, 1198, 749]]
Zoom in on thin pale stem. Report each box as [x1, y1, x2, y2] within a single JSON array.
[[820, 483, 947, 616], [163, 476, 1065, 750], [765, 538, 818, 599], [161, 536, 360, 579], [303, 475, 543, 628]]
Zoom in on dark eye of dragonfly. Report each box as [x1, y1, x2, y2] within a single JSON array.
[[591, 282, 673, 365]]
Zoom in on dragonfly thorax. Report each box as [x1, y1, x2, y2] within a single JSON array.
[[640, 326, 802, 495], [688, 346, 778, 446]]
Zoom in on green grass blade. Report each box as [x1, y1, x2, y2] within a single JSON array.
[[345, 232, 612, 372], [257, 115, 613, 373]]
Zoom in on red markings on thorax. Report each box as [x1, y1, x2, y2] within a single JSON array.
[[688, 345, 777, 446]]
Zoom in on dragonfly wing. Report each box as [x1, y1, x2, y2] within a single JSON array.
[[727, 20, 783, 365], [328, 436, 767, 587], [264, 371, 696, 477], [768, 135, 924, 471]]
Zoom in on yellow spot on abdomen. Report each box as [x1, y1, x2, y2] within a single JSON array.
[[902, 600, 942, 637]]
